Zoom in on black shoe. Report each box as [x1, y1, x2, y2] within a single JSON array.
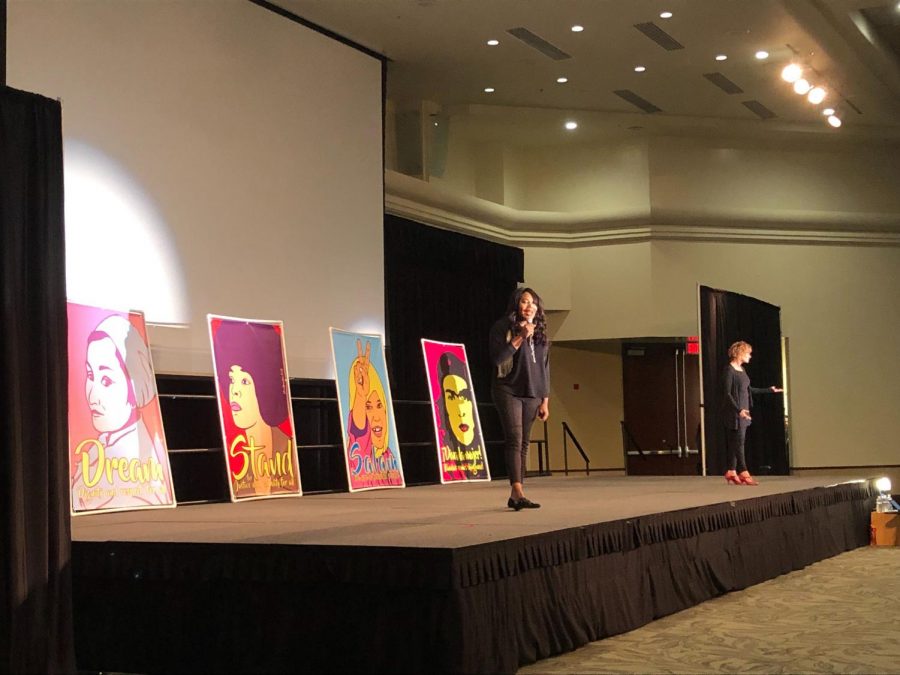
[[508, 497, 541, 511]]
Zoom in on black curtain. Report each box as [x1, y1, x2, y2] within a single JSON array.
[[0, 86, 74, 673], [699, 285, 787, 477], [384, 215, 523, 480]]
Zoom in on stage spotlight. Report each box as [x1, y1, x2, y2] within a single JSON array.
[[875, 477, 896, 512], [807, 86, 826, 104], [822, 107, 835, 116], [793, 78, 811, 95], [781, 63, 802, 83], [827, 114, 842, 128]]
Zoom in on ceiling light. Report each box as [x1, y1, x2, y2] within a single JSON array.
[[793, 78, 811, 95], [557, 77, 568, 83], [660, 11, 673, 19], [486, 39, 499, 46], [807, 86, 826, 104], [781, 63, 803, 83], [483, 87, 495, 93], [715, 54, 728, 61], [571, 25, 584, 32], [822, 107, 835, 116], [565, 121, 578, 130], [755, 50, 769, 60], [634, 66, 646, 73], [827, 115, 842, 128]]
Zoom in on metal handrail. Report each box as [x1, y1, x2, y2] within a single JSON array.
[[528, 419, 550, 476], [620, 421, 647, 459], [561, 421, 590, 476]]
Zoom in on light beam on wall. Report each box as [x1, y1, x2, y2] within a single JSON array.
[[64, 140, 189, 325]]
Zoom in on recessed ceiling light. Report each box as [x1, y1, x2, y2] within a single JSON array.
[[755, 50, 769, 60], [484, 87, 495, 93], [793, 78, 811, 95], [827, 115, 842, 128], [571, 25, 584, 32], [557, 77, 569, 83], [822, 107, 835, 116], [807, 86, 827, 104], [715, 54, 728, 62], [781, 64, 802, 83], [486, 39, 499, 46], [565, 121, 578, 130], [659, 11, 673, 19], [634, 66, 646, 73]]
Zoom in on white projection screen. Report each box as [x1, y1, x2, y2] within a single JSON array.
[[7, 0, 384, 379]]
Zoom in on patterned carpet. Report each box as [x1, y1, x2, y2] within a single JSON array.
[[520, 546, 900, 674]]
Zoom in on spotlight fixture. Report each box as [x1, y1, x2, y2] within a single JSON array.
[[827, 114, 842, 128], [793, 78, 811, 95], [564, 121, 578, 130], [781, 63, 802, 83], [822, 107, 835, 116], [660, 11, 673, 19], [807, 86, 826, 104], [715, 54, 728, 61], [484, 87, 495, 93], [755, 50, 769, 60], [557, 77, 569, 83], [571, 25, 584, 32], [486, 39, 499, 46], [634, 66, 646, 73]]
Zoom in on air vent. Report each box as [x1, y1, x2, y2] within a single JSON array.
[[507, 27, 571, 60], [742, 100, 777, 120], [633, 22, 684, 50], [613, 90, 662, 114], [703, 72, 744, 94]]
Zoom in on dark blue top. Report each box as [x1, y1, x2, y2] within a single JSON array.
[[489, 316, 550, 399]]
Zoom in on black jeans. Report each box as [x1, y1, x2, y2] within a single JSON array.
[[725, 425, 748, 473], [492, 386, 541, 485]]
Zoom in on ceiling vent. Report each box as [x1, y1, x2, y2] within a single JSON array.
[[742, 100, 777, 120], [633, 22, 684, 50], [506, 27, 572, 60], [703, 72, 744, 94], [613, 89, 662, 114]]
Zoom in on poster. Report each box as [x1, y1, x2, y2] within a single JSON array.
[[209, 315, 302, 501], [330, 328, 405, 491], [67, 302, 176, 514], [421, 340, 490, 483]]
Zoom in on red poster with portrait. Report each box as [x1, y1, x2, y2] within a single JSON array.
[[67, 302, 176, 515], [421, 339, 491, 483], [208, 315, 302, 501]]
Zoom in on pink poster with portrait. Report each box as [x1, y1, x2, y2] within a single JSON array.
[[421, 340, 491, 483], [67, 302, 176, 515], [208, 315, 302, 501]]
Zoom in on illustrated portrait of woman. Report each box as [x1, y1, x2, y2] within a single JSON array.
[[347, 338, 395, 470], [212, 319, 299, 498], [435, 351, 487, 480], [70, 313, 174, 513]]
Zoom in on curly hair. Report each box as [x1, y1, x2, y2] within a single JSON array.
[[505, 286, 549, 346], [727, 341, 752, 360]]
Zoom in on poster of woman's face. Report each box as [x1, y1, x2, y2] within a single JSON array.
[[67, 302, 176, 515], [330, 328, 405, 492], [208, 315, 301, 501], [421, 340, 490, 483]]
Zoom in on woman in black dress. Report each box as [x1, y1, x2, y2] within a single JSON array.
[[721, 341, 782, 485], [489, 287, 550, 510]]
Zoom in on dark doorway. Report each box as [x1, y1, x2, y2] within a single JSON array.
[[622, 339, 701, 475]]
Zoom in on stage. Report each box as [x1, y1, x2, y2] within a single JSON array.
[[71, 475, 876, 673]]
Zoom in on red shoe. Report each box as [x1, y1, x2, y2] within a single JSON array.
[[725, 471, 741, 485], [738, 471, 759, 486]]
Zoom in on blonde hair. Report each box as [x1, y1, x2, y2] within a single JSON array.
[[728, 341, 752, 360]]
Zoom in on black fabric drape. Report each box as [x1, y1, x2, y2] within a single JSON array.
[[699, 285, 787, 477], [384, 215, 523, 480], [0, 86, 74, 673]]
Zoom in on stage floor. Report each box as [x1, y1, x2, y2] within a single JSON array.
[[71, 473, 871, 548]]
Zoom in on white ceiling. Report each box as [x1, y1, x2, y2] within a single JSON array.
[[276, 0, 900, 141]]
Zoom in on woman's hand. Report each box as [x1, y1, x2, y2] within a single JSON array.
[[517, 320, 535, 339], [739, 408, 752, 420], [770, 386, 783, 393], [537, 399, 550, 421]]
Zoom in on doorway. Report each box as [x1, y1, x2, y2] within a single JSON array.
[[622, 339, 701, 475]]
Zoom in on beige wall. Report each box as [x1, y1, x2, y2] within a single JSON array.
[[526, 240, 900, 471]]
